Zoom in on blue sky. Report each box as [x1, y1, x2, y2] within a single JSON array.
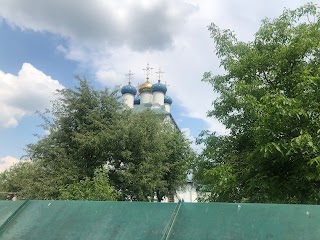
[[0, 0, 314, 170]]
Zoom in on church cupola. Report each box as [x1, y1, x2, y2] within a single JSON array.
[[134, 95, 140, 105], [138, 63, 153, 104], [121, 70, 136, 109], [121, 83, 137, 95], [151, 81, 167, 94], [151, 68, 167, 106], [164, 95, 172, 112], [138, 81, 152, 94]]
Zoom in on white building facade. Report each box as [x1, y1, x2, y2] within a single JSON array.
[[121, 64, 197, 203]]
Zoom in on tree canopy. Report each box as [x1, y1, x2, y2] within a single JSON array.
[[0, 77, 192, 201], [195, 3, 320, 204]]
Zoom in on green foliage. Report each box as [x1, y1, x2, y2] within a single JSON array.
[[60, 168, 117, 201], [196, 3, 320, 203], [0, 77, 192, 201], [0, 161, 78, 200], [107, 110, 192, 201], [28, 77, 122, 179]]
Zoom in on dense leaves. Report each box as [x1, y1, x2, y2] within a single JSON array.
[[108, 110, 191, 201], [195, 3, 320, 203], [0, 77, 192, 201], [0, 161, 77, 200], [60, 169, 118, 201]]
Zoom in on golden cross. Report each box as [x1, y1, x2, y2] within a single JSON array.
[[155, 68, 165, 82], [142, 63, 153, 81], [125, 70, 134, 84]]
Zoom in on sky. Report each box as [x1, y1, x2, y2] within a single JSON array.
[[0, 0, 315, 171]]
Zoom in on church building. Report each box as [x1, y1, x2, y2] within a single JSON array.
[[120, 64, 198, 202], [121, 63, 178, 130]]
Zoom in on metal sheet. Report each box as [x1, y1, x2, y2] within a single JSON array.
[[0, 200, 177, 240], [0, 201, 26, 228], [1, 201, 320, 240], [169, 202, 320, 240]]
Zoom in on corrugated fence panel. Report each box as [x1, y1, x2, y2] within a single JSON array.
[[0, 201, 26, 228], [0, 200, 177, 240], [1, 201, 320, 240], [169, 202, 320, 240]]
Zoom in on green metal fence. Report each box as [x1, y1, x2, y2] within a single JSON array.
[[169, 202, 320, 240], [0, 200, 319, 239]]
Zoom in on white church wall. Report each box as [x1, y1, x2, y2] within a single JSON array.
[[122, 93, 134, 108], [140, 92, 153, 104], [153, 91, 164, 105], [176, 182, 198, 202], [162, 182, 198, 203], [164, 103, 171, 113]]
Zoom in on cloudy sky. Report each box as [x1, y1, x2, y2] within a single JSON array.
[[0, 0, 314, 171]]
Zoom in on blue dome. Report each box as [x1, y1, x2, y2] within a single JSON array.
[[164, 95, 172, 105], [134, 95, 140, 105], [151, 81, 167, 94], [121, 84, 137, 95]]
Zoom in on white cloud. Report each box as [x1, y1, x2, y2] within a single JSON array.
[[0, 0, 196, 51], [96, 69, 122, 86], [0, 63, 64, 128], [181, 127, 202, 153], [0, 156, 19, 172], [0, 0, 314, 135]]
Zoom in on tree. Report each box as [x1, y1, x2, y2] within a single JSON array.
[[2, 77, 192, 201], [195, 3, 320, 203], [27, 77, 122, 179], [107, 110, 192, 201], [60, 168, 117, 201], [0, 161, 78, 200]]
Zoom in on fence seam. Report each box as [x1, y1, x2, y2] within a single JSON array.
[[0, 200, 29, 234]]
